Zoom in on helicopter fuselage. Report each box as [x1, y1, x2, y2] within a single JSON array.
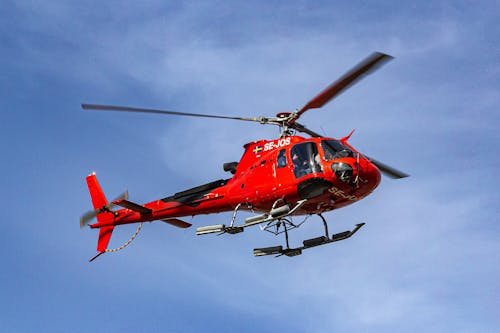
[[90, 135, 381, 229]]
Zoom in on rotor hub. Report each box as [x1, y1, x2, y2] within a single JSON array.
[[276, 112, 292, 119]]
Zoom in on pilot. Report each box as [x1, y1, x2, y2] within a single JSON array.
[[324, 149, 335, 160], [293, 153, 309, 177]]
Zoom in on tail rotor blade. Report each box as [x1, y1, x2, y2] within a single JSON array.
[[80, 210, 99, 229], [109, 189, 128, 205], [108, 190, 128, 210]]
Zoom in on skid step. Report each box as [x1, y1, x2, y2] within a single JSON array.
[[253, 246, 283, 257], [303, 236, 329, 248], [282, 248, 302, 257], [224, 226, 244, 234], [253, 246, 303, 257]]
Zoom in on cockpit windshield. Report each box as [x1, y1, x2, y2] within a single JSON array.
[[321, 140, 354, 160], [291, 142, 322, 178]]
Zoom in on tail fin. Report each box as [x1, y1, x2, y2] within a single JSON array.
[[86, 172, 109, 210], [85, 173, 115, 257]]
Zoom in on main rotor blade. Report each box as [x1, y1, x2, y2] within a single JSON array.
[[365, 155, 409, 179], [290, 52, 393, 124], [113, 190, 129, 202], [82, 104, 263, 123], [291, 122, 323, 137]]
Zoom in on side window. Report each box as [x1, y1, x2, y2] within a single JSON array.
[[277, 149, 287, 168]]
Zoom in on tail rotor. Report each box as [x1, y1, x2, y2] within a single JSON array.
[[79, 190, 128, 228]]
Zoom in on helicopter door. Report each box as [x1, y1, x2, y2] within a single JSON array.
[[291, 142, 322, 178], [273, 148, 292, 194]]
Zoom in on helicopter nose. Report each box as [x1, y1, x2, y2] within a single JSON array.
[[330, 158, 381, 188], [360, 158, 382, 187], [331, 162, 354, 183]]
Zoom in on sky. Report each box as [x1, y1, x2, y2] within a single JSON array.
[[1, 1, 499, 332]]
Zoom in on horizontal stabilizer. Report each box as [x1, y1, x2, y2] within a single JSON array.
[[161, 218, 192, 228], [113, 199, 152, 214]]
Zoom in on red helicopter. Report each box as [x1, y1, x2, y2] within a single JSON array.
[[81, 52, 408, 262]]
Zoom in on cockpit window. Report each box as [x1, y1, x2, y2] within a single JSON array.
[[321, 140, 354, 160], [277, 149, 287, 168], [291, 142, 322, 178]]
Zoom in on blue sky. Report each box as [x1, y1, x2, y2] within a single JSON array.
[[1, 1, 499, 332]]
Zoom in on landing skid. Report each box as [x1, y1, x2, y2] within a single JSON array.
[[195, 199, 365, 258], [254, 219, 365, 257]]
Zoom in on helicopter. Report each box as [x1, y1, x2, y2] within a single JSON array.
[[80, 51, 408, 262]]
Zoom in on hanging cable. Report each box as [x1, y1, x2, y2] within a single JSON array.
[[105, 223, 143, 253]]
